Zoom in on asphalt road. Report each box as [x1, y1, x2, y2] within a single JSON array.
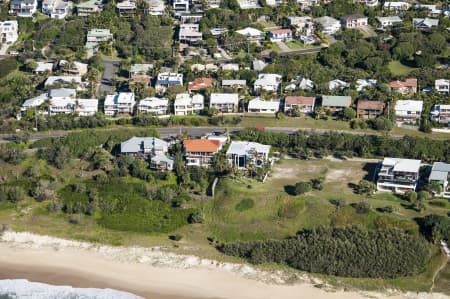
[[99, 60, 120, 94]]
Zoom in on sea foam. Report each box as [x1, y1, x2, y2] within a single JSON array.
[[0, 279, 144, 299]]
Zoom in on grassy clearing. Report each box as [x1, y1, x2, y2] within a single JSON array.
[[434, 262, 450, 294], [388, 60, 418, 76], [285, 40, 306, 50]]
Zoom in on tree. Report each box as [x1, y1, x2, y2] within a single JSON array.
[[355, 180, 376, 196], [293, 182, 312, 195], [417, 191, 430, 201], [343, 107, 356, 120], [405, 190, 417, 202]]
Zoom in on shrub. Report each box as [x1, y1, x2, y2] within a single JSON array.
[[405, 190, 417, 202], [428, 201, 446, 208], [219, 227, 430, 278], [188, 211, 205, 224], [293, 182, 312, 195], [235, 198, 255, 212], [352, 201, 371, 214], [378, 206, 394, 213], [169, 234, 183, 241], [355, 180, 376, 195]]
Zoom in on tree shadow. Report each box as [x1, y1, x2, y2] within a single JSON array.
[[284, 185, 296, 196], [348, 182, 358, 193], [362, 162, 378, 181]]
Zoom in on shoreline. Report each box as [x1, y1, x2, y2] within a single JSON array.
[[0, 231, 448, 299]]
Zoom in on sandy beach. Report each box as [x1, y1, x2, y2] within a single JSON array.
[[0, 231, 448, 299]]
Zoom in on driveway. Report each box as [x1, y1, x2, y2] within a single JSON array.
[[99, 60, 120, 95]]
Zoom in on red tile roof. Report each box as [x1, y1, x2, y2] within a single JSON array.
[[389, 78, 417, 88], [183, 139, 221, 153], [357, 100, 385, 111], [285, 96, 315, 106], [188, 77, 214, 91]]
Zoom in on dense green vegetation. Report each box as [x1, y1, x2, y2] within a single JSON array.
[[220, 227, 431, 278], [236, 128, 450, 163]]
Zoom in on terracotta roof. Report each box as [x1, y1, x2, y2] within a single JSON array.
[[389, 78, 417, 88], [188, 77, 214, 91], [357, 100, 385, 111], [270, 28, 292, 34], [285, 96, 315, 106], [183, 139, 221, 153]]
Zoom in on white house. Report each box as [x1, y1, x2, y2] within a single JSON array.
[[236, 0, 260, 9], [173, 0, 189, 15], [21, 93, 49, 114], [353, 0, 378, 7], [383, 1, 410, 13], [236, 27, 264, 42], [329, 79, 350, 91], [286, 16, 315, 37], [377, 157, 421, 193], [341, 14, 368, 28], [265, 0, 283, 6], [34, 62, 54, 74], [116, 0, 136, 16], [85, 29, 113, 56], [299, 78, 315, 90], [42, 0, 72, 19], [221, 63, 239, 71], [254, 74, 282, 92], [247, 98, 280, 114], [428, 162, 450, 199], [430, 105, 450, 126], [226, 141, 271, 170], [209, 93, 239, 113], [413, 18, 439, 30], [315, 16, 341, 35], [0, 20, 18, 45], [222, 80, 246, 89], [356, 79, 377, 91], [376, 16, 403, 27], [174, 93, 204, 115], [179, 24, 202, 43], [435, 79, 450, 95], [59, 60, 88, 76], [44, 76, 84, 90], [75, 99, 99, 116], [76, 0, 103, 16], [121, 136, 173, 170], [155, 72, 183, 93], [268, 28, 293, 42], [9, 0, 37, 17], [104, 92, 136, 116], [293, 0, 319, 9], [137, 97, 168, 115], [143, 0, 165, 15], [394, 100, 423, 122], [416, 4, 442, 17]]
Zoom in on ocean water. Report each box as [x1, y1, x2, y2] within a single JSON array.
[[0, 279, 144, 299]]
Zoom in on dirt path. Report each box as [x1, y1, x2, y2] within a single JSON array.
[[430, 254, 449, 292]]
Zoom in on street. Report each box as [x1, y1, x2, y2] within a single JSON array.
[[98, 60, 120, 95]]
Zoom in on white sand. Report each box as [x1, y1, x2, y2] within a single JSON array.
[[0, 231, 448, 299]]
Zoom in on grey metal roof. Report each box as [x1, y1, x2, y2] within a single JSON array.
[[49, 88, 76, 98], [429, 162, 450, 182], [226, 141, 270, 156], [121, 136, 168, 153]]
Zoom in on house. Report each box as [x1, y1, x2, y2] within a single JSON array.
[[268, 28, 293, 42], [116, 0, 136, 16], [173, 0, 189, 15], [85, 29, 113, 55], [75, 99, 99, 116], [416, 4, 442, 17], [236, 0, 260, 9], [143, 0, 165, 15], [353, 0, 378, 7], [356, 79, 377, 91], [389, 78, 417, 95], [315, 16, 341, 35], [341, 14, 368, 29], [137, 97, 168, 115], [435, 79, 449, 95], [221, 63, 239, 71], [266, 0, 283, 6], [328, 79, 349, 91], [9, 0, 37, 17], [321, 95, 352, 113], [236, 27, 264, 42], [428, 162, 450, 198], [0, 20, 18, 45], [208, 0, 221, 9], [430, 105, 450, 126], [76, 0, 103, 16], [253, 59, 267, 72], [357, 100, 385, 119], [155, 72, 183, 92], [377, 157, 421, 193], [21, 93, 48, 114], [104, 92, 135, 116], [383, 1, 410, 13], [210, 27, 228, 36], [226, 141, 271, 170], [179, 24, 202, 43], [34, 61, 54, 74], [59, 60, 88, 76], [174, 93, 204, 115], [179, 13, 203, 24], [42, 0, 72, 19], [394, 100, 423, 122], [129, 64, 153, 78], [298, 78, 315, 90], [247, 98, 280, 114], [254, 74, 282, 92], [209, 93, 239, 113], [376, 16, 403, 27], [183, 139, 222, 167], [284, 96, 315, 114], [413, 18, 439, 30], [121, 136, 173, 170], [188, 77, 214, 92], [293, 0, 319, 9], [44, 76, 84, 90], [222, 80, 246, 89], [286, 16, 315, 37]]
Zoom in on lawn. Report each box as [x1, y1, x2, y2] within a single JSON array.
[[388, 60, 418, 76], [238, 115, 352, 130], [285, 40, 306, 50]]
